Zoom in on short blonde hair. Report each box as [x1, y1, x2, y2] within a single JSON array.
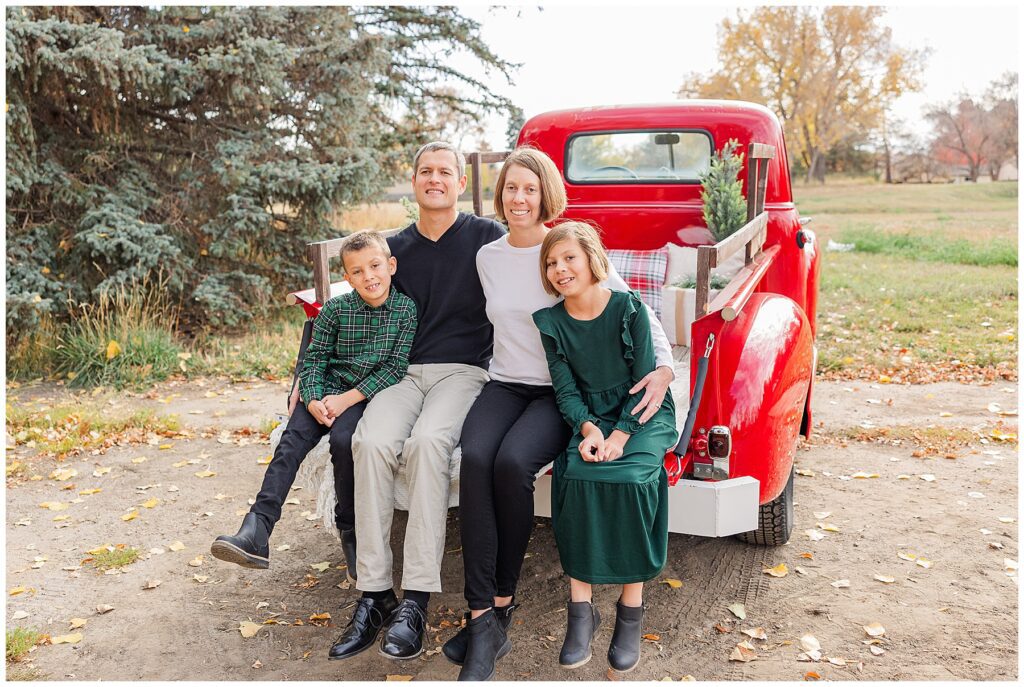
[[539, 221, 610, 297], [493, 147, 567, 224], [339, 231, 391, 275]]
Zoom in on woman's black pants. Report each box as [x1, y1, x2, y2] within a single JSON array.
[[459, 380, 571, 610]]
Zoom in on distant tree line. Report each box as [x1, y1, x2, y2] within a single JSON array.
[[678, 6, 1017, 185], [6, 6, 516, 337]]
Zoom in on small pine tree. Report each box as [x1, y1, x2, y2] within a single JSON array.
[[699, 139, 747, 242]]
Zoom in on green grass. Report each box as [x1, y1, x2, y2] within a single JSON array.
[[89, 546, 140, 570], [790, 180, 1019, 378], [817, 251, 1017, 372], [6, 401, 180, 459], [190, 306, 305, 381], [835, 226, 1017, 266], [6, 627, 45, 662]]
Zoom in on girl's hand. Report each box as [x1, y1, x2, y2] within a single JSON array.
[[578, 423, 605, 462], [601, 430, 630, 462]]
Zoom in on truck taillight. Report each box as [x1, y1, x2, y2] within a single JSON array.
[[693, 426, 732, 481]]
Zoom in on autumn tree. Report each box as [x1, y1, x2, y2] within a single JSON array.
[[925, 73, 1018, 182], [6, 6, 516, 335], [678, 6, 925, 183]]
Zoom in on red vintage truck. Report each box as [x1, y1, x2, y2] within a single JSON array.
[[283, 100, 818, 547]]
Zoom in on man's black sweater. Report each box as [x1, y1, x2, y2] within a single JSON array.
[[388, 212, 506, 368]]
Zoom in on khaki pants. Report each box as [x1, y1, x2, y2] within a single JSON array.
[[352, 363, 488, 592]]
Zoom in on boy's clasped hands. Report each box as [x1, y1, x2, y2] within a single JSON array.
[[578, 422, 629, 462], [307, 392, 360, 428]]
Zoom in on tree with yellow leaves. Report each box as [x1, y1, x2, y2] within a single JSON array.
[[678, 7, 925, 183]]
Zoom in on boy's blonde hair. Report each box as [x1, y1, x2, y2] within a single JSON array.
[[339, 231, 391, 275], [539, 221, 610, 297], [493, 147, 568, 224]]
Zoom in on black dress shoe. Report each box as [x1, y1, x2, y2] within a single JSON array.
[[443, 601, 518, 666], [329, 594, 399, 660], [380, 599, 427, 660], [559, 600, 600, 669], [210, 513, 270, 569], [339, 528, 357, 581], [607, 601, 644, 673], [457, 609, 512, 681]]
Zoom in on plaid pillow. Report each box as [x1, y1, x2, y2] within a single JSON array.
[[607, 247, 669, 318]]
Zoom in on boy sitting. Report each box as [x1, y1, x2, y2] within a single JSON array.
[[211, 231, 417, 574]]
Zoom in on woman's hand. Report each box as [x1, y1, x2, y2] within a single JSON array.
[[306, 399, 335, 427], [629, 365, 673, 424], [578, 422, 605, 462], [602, 430, 630, 462]]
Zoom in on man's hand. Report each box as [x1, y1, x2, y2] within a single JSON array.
[[629, 365, 673, 424], [578, 423, 606, 462], [288, 385, 301, 416], [322, 394, 350, 419], [306, 399, 335, 427], [601, 430, 630, 462]]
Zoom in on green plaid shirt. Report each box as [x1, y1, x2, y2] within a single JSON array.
[[299, 288, 417, 403]]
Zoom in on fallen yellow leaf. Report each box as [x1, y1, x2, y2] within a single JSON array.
[[194, 470, 217, 478], [729, 640, 757, 662], [93, 467, 112, 477], [741, 627, 767, 640], [49, 467, 77, 481], [257, 455, 272, 465], [762, 563, 788, 578], [69, 618, 87, 629], [239, 621, 262, 638], [121, 511, 139, 522], [9, 586, 28, 596], [898, 551, 918, 562], [51, 632, 84, 644], [661, 578, 683, 588], [642, 633, 661, 641], [79, 488, 102, 496], [863, 622, 886, 637], [131, 457, 147, 464], [40, 501, 68, 511], [873, 574, 896, 584], [106, 340, 122, 359], [87, 544, 114, 555], [168, 541, 185, 552], [158, 444, 173, 450], [188, 556, 204, 567], [141, 498, 159, 509]]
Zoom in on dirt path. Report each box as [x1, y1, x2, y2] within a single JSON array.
[[5, 378, 1018, 680]]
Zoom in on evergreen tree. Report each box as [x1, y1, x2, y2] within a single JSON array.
[[6, 6, 515, 334], [699, 139, 747, 242]]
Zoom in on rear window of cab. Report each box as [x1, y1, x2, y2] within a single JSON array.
[[566, 130, 713, 184]]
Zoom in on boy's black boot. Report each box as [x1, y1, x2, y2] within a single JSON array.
[[607, 601, 644, 673], [339, 528, 358, 581], [211, 513, 271, 569], [559, 600, 600, 669], [457, 609, 512, 681], [443, 600, 518, 666]]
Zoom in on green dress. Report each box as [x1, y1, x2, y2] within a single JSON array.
[[532, 290, 677, 584]]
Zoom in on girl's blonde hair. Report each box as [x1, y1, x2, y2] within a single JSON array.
[[539, 221, 610, 297], [493, 147, 567, 224]]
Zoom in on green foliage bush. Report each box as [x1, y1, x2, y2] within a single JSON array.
[[699, 139, 747, 241], [52, 284, 183, 389], [6, 6, 514, 339]]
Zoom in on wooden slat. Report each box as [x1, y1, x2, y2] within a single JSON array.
[[713, 212, 768, 266], [695, 246, 714, 316], [479, 151, 511, 164], [310, 242, 333, 307], [468, 152, 483, 217], [748, 143, 776, 160], [719, 245, 779, 321]]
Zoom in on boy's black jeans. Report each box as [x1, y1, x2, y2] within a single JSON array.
[[249, 400, 366, 533]]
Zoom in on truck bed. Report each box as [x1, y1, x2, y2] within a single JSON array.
[[670, 345, 692, 432]]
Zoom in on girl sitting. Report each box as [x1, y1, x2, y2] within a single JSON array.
[[531, 221, 677, 673]]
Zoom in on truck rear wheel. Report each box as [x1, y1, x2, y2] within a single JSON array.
[[736, 467, 794, 546]]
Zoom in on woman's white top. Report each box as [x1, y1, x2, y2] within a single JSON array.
[[476, 234, 674, 386]]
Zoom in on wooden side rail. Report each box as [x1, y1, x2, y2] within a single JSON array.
[[693, 142, 775, 318], [467, 150, 512, 217], [709, 244, 780, 321]]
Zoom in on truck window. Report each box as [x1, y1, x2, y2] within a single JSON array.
[[566, 130, 712, 184]]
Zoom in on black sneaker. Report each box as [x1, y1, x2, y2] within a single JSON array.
[[328, 594, 399, 660], [210, 513, 270, 569], [380, 599, 427, 660]]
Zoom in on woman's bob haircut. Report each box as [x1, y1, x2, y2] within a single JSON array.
[[493, 147, 568, 225]]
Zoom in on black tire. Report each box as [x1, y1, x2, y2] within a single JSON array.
[[736, 466, 794, 546]]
